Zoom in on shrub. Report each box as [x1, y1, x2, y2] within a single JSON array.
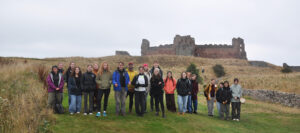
[[36, 65, 49, 89], [281, 67, 292, 73], [213, 64, 225, 77], [186, 63, 203, 84]]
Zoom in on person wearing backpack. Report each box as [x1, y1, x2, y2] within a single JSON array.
[[131, 66, 148, 117], [204, 79, 217, 117], [68, 67, 83, 115], [176, 72, 191, 115], [163, 71, 177, 112], [82, 65, 97, 115], [47, 65, 64, 113]]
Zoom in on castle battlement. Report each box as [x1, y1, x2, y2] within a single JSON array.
[[141, 35, 247, 59]]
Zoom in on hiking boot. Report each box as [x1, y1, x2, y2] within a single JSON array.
[[83, 113, 87, 116], [76, 112, 80, 114], [103, 111, 107, 117], [162, 113, 166, 118], [70, 113, 74, 115], [89, 113, 93, 115], [96, 112, 101, 117], [155, 112, 159, 116]]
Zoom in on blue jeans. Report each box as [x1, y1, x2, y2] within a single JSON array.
[[187, 95, 192, 113], [192, 99, 198, 112], [69, 95, 82, 113], [216, 102, 221, 116], [177, 95, 188, 113]]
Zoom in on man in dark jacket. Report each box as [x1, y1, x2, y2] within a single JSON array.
[[82, 65, 97, 115]]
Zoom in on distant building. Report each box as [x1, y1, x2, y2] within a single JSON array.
[[141, 35, 247, 59]]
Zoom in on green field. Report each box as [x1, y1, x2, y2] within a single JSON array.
[[50, 90, 300, 133]]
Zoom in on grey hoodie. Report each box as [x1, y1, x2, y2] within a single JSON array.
[[230, 84, 243, 102]]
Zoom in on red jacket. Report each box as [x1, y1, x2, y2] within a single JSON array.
[[163, 78, 176, 94]]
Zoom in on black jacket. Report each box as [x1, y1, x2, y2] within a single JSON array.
[[81, 71, 97, 92], [132, 73, 148, 88], [150, 76, 164, 96], [68, 76, 82, 95], [216, 87, 232, 104], [176, 78, 191, 96]]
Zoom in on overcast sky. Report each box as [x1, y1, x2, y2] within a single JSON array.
[[0, 0, 299, 66]]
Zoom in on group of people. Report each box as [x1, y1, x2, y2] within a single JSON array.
[[46, 61, 243, 121]]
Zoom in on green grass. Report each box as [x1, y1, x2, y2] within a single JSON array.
[[50, 91, 300, 133]]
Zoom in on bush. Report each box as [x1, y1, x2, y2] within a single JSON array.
[[36, 65, 49, 89], [281, 67, 292, 73], [186, 63, 203, 84], [213, 64, 225, 77]]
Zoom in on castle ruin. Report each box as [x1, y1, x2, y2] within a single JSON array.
[[141, 35, 247, 59]]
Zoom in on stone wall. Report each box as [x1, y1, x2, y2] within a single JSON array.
[[115, 51, 131, 56], [141, 35, 247, 59], [243, 89, 300, 108]]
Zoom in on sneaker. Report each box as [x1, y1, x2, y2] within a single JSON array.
[[236, 119, 240, 122], [70, 113, 74, 115], [233, 119, 237, 121], [96, 112, 101, 117], [76, 112, 80, 114], [89, 113, 93, 115], [84, 113, 87, 115], [103, 111, 107, 117]]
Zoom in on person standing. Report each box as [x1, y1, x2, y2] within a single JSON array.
[[65, 62, 75, 106], [220, 81, 232, 120], [163, 71, 177, 112], [93, 63, 99, 111], [113, 62, 130, 116], [204, 79, 217, 117], [186, 72, 193, 114], [143, 63, 151, 113], [47, 66, 64, 112], [150, 68, 165, 118], [191, 74, 199, 114], [216, 82, 224, 117], [95, 62, 112, 117], [126, 62, 137, 113], [132, 66, 148, 117], [82, 65, 97, 115], [176, 72, 190, 115], [149, 61, 163, 112], [68, 67, 83, 115], [231, 78, 243, 121]]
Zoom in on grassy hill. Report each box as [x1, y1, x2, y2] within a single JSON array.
[[0, 55, 299, 133]]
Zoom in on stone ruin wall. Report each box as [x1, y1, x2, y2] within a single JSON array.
[[141, 35, 247, 59]]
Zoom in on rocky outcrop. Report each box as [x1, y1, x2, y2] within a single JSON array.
[[248, 61, 270, 67], [283, 63, 300, 72], [243, 89, 300, 108], [115, 51, 131, 56]]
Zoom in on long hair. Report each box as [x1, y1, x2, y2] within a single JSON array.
[[99, 62, 110, 76], [165, 71, 174, 85], [180, 72, 187, 79], [71, 67, 82, 78]]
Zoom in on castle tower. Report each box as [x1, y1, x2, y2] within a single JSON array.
[[174, 35, 196, 56], [232, 37, 247, 59], [141, 39, 150, 56]]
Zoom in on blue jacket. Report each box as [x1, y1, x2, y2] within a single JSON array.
[[112, 69, 130, 91]]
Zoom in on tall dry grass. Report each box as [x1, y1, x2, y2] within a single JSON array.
[[0, 62, 54, 133]]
